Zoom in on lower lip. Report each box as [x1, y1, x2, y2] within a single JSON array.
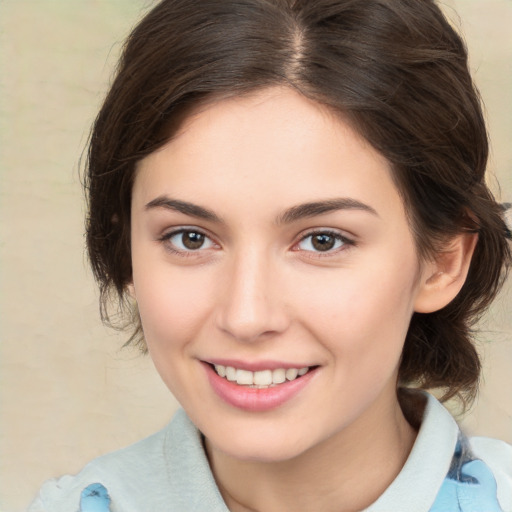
[[203, 363, 318, 412]]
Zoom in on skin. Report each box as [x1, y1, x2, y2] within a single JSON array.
[[130, 87, 474, 511]]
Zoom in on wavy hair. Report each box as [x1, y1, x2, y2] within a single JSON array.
[[85, 0, 511, 406]]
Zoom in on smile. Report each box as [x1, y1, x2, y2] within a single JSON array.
[[204, 362, 318, 412], [213, 365, 310, 388]]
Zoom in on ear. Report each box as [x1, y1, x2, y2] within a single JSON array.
[[414, 232, 478, 313]]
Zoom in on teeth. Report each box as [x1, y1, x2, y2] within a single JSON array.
[[272, 368, 286, 384], [225, 366, 237, 381], [285, 368, 298, 380], [213, 364, 311, 386], [215, 365, 226, 378], [254, 369, 272, 386], [236, 369, 254, 385]]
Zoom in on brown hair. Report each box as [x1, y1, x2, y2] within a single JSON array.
[[85, 0, 511, 405]]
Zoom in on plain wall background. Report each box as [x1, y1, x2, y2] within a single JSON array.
[[0, 1, 510, 511]]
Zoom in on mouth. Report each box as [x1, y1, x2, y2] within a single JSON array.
[[203, 361, 319, 411], [210, 364, 314, 388]]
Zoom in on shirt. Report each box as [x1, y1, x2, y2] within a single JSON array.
[[28, 392, 512, 512]]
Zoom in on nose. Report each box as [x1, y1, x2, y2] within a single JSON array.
[[216, 249, 290, 343]]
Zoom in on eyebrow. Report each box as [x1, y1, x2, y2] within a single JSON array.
[[145, 197, 222, 222], [145, 196, 378, 224], [276, 198, 379, 224]]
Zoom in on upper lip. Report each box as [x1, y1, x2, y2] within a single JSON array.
[[203, 358, 315, 372]]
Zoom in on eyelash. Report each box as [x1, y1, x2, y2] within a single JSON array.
[[158, 228, 355, 257], [294, 230, 355, 257], [159, 228, 216, 257]]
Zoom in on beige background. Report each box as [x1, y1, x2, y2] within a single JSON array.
[[0, 1, 510, 511]]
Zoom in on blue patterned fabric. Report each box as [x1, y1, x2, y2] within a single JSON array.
[[76, 433, 504, 512], [79, 483, 111, 512], [429, 436, 503, 511]]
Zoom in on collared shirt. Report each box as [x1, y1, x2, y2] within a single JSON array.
[[28, 393, 512, 512]]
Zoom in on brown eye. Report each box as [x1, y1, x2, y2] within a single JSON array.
[[181, 231, 205, 250], [297, 231, 351, 253], [311, 234, 336, 251], [164, 229, 214, 252]]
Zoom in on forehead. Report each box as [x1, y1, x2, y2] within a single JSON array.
[[133, 87, 406, 226]]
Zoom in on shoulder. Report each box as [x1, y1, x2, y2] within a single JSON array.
[[28, 421, 171, 512], [367, 391, 512, 512], [469, 435, 512, 511], [27, 409, 226, 512], [469, 435, 512, 470], [420, 394, 512, 511]]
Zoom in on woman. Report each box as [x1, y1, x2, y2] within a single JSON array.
[[30, 0, 511, 510]]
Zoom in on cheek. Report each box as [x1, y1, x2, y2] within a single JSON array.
[[133, 263, 216, 351], [307, 268, 416, 326], [299, 251, 419, 362], [132, 265, 219, 403]]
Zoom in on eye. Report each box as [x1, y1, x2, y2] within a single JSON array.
[[162, 229, 215, 252], [296, 231, 352, 253]]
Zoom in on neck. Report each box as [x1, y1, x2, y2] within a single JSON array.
[[205, 389, 419, 512]]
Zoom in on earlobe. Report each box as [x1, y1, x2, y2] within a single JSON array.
[[414, 232, 478, 313]]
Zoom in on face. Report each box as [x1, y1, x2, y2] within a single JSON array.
[[131, 87, 429, 462]]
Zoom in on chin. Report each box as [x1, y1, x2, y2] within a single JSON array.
[[206, 425, 317, 464]]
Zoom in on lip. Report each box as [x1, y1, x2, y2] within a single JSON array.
[[202, 361, 318, 412]]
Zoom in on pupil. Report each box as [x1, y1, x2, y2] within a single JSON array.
[[183, 232, 204, 250], [312, 234, 335, 251]]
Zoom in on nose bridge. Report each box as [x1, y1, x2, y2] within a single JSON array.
[[217, 244, 287, 342]]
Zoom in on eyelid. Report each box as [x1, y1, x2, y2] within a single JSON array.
[[159, 226, 209, 240]]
